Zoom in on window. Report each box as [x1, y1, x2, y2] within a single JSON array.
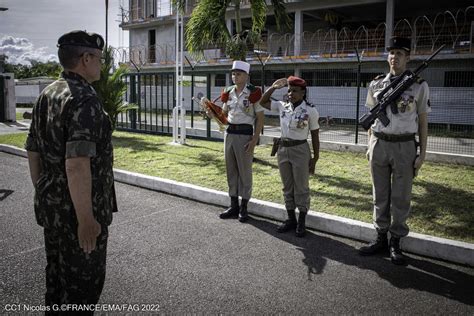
[[444, 71, 474, 87], [215, 74, 226, 87]]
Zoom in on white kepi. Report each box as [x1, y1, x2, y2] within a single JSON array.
[[231, 60, 250, 74]]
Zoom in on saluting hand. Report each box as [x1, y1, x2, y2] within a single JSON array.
[[77, 215, 102, 254], [272, 78, 288, 89]]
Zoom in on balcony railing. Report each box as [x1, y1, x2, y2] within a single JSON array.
[[116, 6, 474, 65], [120, 0, 198, 25]]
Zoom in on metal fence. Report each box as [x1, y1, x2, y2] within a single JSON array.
[[118, 62, 474, 156]]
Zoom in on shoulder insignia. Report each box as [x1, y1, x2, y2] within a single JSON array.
[[224, 85, 235, 93], [374, 74, 385, 80], [248, 85, 262, 103], [221, 85, 235, 103]]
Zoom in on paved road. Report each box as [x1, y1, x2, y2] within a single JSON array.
[[1, 152, 473, 314]]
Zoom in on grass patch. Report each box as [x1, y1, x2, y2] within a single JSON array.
[[0, 132, 28, 148], [1, 131, 473, 243]]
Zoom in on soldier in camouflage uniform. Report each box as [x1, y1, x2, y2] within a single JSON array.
[[25, 30, 117, 311], [358, 37, 430, 265]]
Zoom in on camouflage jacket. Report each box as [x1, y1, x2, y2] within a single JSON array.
[[25, 71, 117, 229]]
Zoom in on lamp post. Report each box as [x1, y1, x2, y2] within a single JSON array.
[[105, 0, 109, 48]]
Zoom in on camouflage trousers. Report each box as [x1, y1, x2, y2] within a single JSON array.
[[43, 225, 108, 314]]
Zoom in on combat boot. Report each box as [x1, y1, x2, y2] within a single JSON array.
[[389, 237, 406, 265], [238, 199, 249, 222], [277, 210, 297, 233], [296, 210, 307, 237], [358, 232, 389, 256], [220, 196, 239, 219]]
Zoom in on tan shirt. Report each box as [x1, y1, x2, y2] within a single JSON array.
[[223, 86, 264, 125], [366, 73, 431, 134], [270, 100, 320, 140]]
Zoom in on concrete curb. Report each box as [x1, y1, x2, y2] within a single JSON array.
[[1, 144, 473, 267]]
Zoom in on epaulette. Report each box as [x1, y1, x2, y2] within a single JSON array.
[[220, 85, 235, 103], [374, 74, 385, 80], [416, 76, 425, 84], [246, 83, 262, 103], [221, 84, 262, 103]]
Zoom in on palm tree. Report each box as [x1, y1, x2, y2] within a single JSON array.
[[92, 46, 137, 131], [173, 0, 291, 61]]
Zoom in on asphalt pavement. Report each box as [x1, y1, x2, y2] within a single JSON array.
[[1, 152, 473, 314]]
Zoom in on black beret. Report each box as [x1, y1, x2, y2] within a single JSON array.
[[386, 36, 411, 52], [57, 30, 105, 50]]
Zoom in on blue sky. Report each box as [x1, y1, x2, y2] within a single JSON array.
[[0, 0, 129, 64]]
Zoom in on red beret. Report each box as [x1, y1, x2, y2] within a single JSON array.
[[287, 76, 306, 88]]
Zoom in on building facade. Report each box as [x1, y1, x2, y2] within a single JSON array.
[[117, 0, 474, 155]]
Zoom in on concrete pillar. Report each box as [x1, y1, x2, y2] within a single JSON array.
[[385, 0, 394, 48], [226, 19, 232, 35], [294, 10, 303, 56]]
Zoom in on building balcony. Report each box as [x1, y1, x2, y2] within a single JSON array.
[[114, 21, 474, 69]]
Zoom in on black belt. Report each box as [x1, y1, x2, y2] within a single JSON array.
[[373, 131, 415, 142], [280, 138, 307, 147], [227, 124, 253, 135]]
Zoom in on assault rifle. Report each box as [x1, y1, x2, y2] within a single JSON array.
[[359, 45, 445, 130]]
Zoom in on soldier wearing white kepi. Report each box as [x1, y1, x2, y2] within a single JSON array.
[[260, 76, 320, 237], [359, 36, 431, 265], [218, 61, 264, 222]]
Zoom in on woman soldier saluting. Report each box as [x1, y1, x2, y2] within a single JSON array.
[[260, 76, 320, 237]]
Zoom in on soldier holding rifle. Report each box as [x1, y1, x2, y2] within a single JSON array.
[[359, 37, 431, 265]]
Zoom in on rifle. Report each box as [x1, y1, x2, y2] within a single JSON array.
[[359, 45, 445, 131]]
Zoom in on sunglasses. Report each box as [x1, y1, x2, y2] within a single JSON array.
[[81, 52, 106, 63]]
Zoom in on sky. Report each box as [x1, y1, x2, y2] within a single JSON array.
[[0, 0, 129, 65]]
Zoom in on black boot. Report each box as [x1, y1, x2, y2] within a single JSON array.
[[238, 199, 249, 222], [390, 237, 406, 265], [277, 210, 297, 233], [219, 196, 239, 219], [359, 232, 389, 256], [296, 211, 307, 237]]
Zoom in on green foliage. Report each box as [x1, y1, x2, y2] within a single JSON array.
[[4, 61, 61, 79], [92, 46, 137, 131], [173, 0, 290, 61], [182, 0, 231, 58]]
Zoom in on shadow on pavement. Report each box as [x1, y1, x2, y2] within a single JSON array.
[[249, 217, 474, 306], [0, 189, 14, 201]]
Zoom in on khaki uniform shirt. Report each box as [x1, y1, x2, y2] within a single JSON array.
[[25, 71, 117, 229], [223, 86, 264, 125], [270, 100, 320, 140], [366, 73, 431, 134]]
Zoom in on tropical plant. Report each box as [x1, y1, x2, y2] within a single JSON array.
[[173, 0, 291, 61], [4, 60, 62, 79], [92, 46, 137, 131]]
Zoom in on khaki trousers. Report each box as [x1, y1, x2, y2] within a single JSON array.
[[368, 136, 416, 238], [277, 142, 311, 211], [224, 133, 254, 200]]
